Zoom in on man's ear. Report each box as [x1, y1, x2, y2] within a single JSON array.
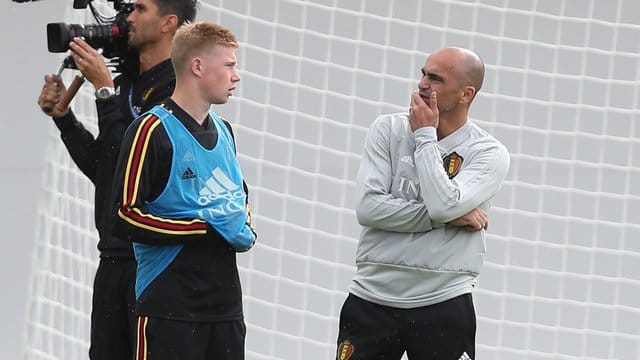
[[191, 57, 203, 76], [161, 14, 179, 33], [460, 85, 476, 104]]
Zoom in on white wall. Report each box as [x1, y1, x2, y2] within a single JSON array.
[[0, 2, 63, 359]]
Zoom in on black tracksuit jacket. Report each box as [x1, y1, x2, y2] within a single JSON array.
[[52, 59, 176, 258]]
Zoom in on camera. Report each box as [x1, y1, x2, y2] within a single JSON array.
[[47, 0, 134, 62]]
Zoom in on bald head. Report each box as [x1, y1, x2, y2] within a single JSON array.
[[430, 47, 485, 97]]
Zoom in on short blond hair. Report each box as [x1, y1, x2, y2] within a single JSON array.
[[171, 21, 238, 75]]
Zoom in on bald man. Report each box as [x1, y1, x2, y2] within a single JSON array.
[[336, 47, 510, 360]]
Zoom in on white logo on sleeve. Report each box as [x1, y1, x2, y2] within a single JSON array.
[[458, 352, 472, 360]]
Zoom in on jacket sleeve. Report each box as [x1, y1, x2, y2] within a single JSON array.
[[112, 113, 212, 245], [52, 75, 132, 183], [52, 110, 100, 183], [355, 115, 434, 233], [95, 95, 130, 143], [413, 126, 510, 224]]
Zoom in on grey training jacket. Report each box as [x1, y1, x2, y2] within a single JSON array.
[[349, 112, 510, 308]]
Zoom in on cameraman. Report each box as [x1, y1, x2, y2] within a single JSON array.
[[36, 1, 197, 359]]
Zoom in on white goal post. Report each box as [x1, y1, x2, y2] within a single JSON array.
[[24, 1, 640, 359]]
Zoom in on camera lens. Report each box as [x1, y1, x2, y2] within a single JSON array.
[[47, 23, 74, 52], [46, 23, 117, 53]]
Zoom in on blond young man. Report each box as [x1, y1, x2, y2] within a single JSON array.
[[111, 22, 255, 359]]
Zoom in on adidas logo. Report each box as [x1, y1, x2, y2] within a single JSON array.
[[458, 351, 472, 360], [197, 167, 244, 207], [183, 151, 194, 162], [181, 167, 196, 180], [400, 155, 414, 167]]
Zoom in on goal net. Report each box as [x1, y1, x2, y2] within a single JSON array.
[[24, 0, 640, 359]]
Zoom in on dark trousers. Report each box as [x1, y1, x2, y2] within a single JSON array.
[[89, 257, 137, 360], [135, 316, 246, 360], [336, 293, 476, 360]]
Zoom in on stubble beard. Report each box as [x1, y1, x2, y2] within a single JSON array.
[[127, 35, 142, 52]]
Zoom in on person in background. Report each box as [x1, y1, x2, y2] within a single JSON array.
[[36, 1, 197, 358]]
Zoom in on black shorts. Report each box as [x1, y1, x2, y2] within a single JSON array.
[[336, 293, 476, 360], [135, 316, 246, 360], [89, 257, 137, 360]]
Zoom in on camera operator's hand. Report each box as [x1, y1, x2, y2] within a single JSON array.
[[38, 74, 69, 118], [69, 37, 114, 90]]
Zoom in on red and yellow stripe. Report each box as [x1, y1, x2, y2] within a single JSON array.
[[135, 316, 148, 360], [117, 114, 207, 235]]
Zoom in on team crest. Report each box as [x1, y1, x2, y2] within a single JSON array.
[[443, 152, 463, 179], [337, 340, 355, 360]]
